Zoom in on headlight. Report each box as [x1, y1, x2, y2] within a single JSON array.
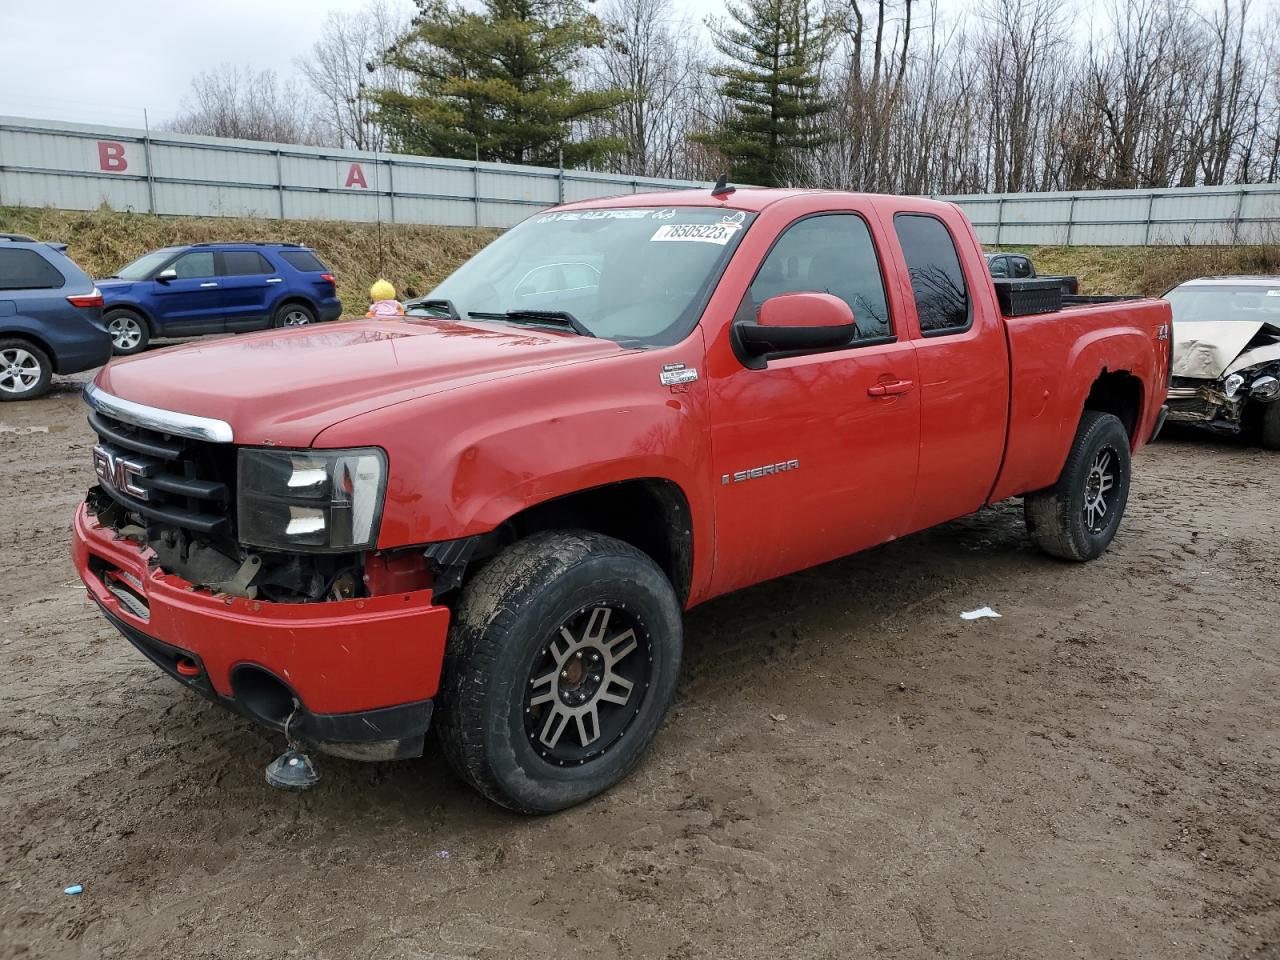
[[237, 448, 386, 552], [1251, 375, 1279, 400], [1223, 373, 1245, 398]]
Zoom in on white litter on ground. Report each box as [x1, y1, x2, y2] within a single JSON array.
[[961, 607, 1002, 621], [0, 425, 50, 434]]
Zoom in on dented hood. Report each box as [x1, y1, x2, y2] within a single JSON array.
[[95, 319, 622, 446], [1172, 320, 1280, 380]]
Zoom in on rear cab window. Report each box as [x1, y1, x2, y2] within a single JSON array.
[[0, 248, 65, 290], [279, 250, 328, 273], [893, 214, 971, 336]]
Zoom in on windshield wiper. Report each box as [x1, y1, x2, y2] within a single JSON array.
[[407, 298, 460, 320], [467, 309, 595, 338]]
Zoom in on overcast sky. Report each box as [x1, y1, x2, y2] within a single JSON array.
[[0, 0, 725, 130]]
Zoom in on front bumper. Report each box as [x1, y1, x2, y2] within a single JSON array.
[[1166, 383, 1243, 433], [72, 504, 452, 760]]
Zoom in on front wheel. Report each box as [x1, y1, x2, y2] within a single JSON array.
[[272, 303, 315, 328], [436, 531, 682, 814], [1025, 411, 1132, 561]]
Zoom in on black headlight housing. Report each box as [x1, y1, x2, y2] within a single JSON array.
[[236, 447, 387, 553]]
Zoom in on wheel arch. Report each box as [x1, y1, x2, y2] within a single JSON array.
[[0, 326, 56, 364], [1082, 368, 1144, 444], [273, 295, 319, 319], [498, 478, 695, 606]]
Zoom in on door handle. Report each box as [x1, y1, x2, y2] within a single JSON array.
[[266, 278, 283, 283], [867, 379, 914, 397], [199, 282, 218, 288]]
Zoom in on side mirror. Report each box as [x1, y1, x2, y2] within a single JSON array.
[[155, 268, 177, 282], [734, 292, 857, 364]]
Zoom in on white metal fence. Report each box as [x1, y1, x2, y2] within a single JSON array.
[[945, 184, 1280, 246], [3, 116, 1280, 244], [0, 116, 706, 229]]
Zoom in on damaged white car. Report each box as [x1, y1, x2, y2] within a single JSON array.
[[1166, 276, 1280, 448]]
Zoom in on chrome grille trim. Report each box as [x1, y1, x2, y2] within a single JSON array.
[[83, 382, 234, 444]]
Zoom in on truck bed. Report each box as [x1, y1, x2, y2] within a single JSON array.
[[990, 297, 1171, 503]]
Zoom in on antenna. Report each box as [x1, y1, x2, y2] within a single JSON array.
[[711, 175, 736, 198]]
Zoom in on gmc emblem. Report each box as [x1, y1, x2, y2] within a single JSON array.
[[92, 445, 150, 501]]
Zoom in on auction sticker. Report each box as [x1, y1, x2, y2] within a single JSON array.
[[650, 221, 742, 245]]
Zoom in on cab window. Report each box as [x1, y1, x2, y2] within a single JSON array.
[[170, 251, 216, 279], [747, 213, 892, 340], [894, 214, 970, 335]]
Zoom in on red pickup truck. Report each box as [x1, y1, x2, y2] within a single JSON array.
[[73, 188, 1171, 812]]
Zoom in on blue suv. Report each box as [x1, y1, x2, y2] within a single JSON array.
[[97, 243, 342, 355], [0, 233, 112, 401]]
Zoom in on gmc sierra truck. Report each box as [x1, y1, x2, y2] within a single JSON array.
[[73, 188, 1171, 813]]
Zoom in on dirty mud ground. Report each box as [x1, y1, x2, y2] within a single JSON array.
[[1, 374, 1278, 960]]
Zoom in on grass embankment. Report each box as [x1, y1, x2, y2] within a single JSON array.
[[3, 205, 1277, 307], [994, 243, 1280, 296], [0, 206, 500, 314]]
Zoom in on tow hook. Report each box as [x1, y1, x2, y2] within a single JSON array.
[[264, 700, 320, 791]]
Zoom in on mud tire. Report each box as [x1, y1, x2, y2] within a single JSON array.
[[1025, 411, 1132, 561], [436, 530, 682, 814]]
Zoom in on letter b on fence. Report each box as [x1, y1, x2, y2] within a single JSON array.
[[97, 141, 128, 172]]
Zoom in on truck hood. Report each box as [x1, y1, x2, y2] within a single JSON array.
[[1171, 320, 1280, 380], [95, 319, 623, 446]]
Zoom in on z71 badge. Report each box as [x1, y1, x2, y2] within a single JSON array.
[[722, 459, 800, 485]]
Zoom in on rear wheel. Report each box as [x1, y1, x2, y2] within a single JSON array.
[[0, 339, 52, 401], [1025, 411, 1132, 561], [1261, 403, 1280, 451], [436, 530, 682, 814], [272, 303, 315, 328], [105, 309, 149, 355]]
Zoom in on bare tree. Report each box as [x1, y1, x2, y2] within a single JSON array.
[[168, 64, 327, 145], [582, 0, 728, 179], [297, 0, 412, 150]]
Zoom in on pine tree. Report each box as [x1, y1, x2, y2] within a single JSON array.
[[695, 0, 830, 187], [374, 0, 625, 167]]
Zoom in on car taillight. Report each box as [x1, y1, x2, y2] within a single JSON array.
[[67, 287, 104, 308], [320, 273, 335, 284]]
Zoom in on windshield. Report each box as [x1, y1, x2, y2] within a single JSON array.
[[416, 206, 755, 345], [1165, 284, 1280, 324], [113, 248, 178, 280]]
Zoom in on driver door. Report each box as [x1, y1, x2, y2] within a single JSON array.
[[707, 212, 921, 596], [151, 250, 226, 335]]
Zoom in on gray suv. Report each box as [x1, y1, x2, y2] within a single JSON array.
[[0, 234, 112, 400]]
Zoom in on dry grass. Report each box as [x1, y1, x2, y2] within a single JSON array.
[[5, 205, 1278, 309], [995, 243, 1280, 296], [0, 206, 500, 314]]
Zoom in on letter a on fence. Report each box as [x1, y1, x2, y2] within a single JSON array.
[[345, 163, 368, 189]]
